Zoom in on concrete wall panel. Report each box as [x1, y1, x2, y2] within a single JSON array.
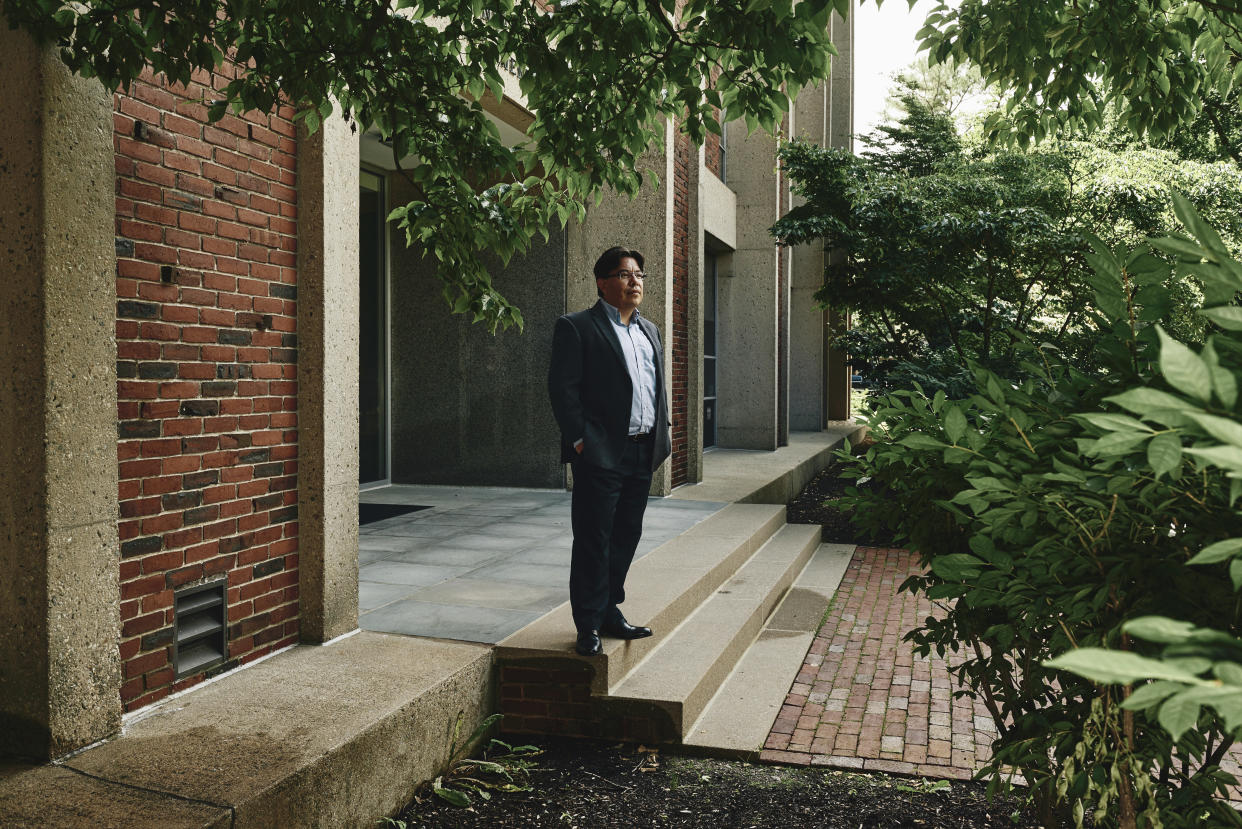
[[699, 169, 736, 252], [388, 180, 567, 489], [565, 119, 676, 495], [717, 120, 783, 450]]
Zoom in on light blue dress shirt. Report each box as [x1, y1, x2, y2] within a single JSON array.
[[601, 300, 658, 435]]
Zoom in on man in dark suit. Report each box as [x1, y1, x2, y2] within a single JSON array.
[[548, 246, 671, 656]]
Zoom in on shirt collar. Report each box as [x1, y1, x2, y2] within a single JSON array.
[[600, 298, 640, 327]]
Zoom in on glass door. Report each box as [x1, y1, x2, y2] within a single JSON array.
[[359, 170, 389, 486]]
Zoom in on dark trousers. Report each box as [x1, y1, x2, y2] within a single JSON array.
[[569, 437, 654, 633]]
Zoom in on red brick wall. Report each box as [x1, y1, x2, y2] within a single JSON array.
[[499, 661, 671, 744], [705, 113, 723, 180], [670, 129, 692, 487], [114, 65, 300, 712]]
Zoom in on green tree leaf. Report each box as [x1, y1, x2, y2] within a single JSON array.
[[1158, 692, 1202, 742], [1147, 432, 1182, 478], [1157, 326, 1212, 403], [1186, 538, 1242, 565], [943, 406, 967, 444], [1044, 649, 1208, 685]]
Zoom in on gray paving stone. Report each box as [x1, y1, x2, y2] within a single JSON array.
[[514, 547, 573, 566], [358, 581, 416, 612], [450, 505, 533, 516], [437, 532, 541, 551], [361, 600, 543, 642], [357, 561, 470, 587], [386, 545, 510, 568], [359, 535, 424, 553], [469, 522, 566, 540], [410, 578, 566, 612], [464, 560, 568, 586], [358, 548, 392, 566], [366, 522, 464, 539], [505, 513, 572, 527], [408, 512, 503, 527]]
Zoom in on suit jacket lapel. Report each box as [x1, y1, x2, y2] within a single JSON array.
[[590, 301, 628, 372]]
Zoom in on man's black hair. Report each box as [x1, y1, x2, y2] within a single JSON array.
[[594, 246, 644, 298]]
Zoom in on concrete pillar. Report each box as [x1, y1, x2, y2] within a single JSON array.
[[296, 113, 360, 642], [826, 6, 855, 421], [790, 82, 830, 431], [566, 118, 676, 496], [828, 7, 855, 153], [717, 116, 785, 450], [0, 30, 121, 760]]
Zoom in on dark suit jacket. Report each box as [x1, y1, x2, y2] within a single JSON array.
[[548, 300, 672, 472]]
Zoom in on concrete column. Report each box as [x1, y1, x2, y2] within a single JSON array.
[[826, 6, 855, 420], [566, 118, 675, 496], [828, 7, 855, 153], [0, 30, 121, 760], [717, 117, 784, 450], [296, 113, 360, 643], [790, 82, 830, 431]]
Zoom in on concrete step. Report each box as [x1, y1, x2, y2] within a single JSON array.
[[0, 633, 493, 829], [606, 523, 823, 740], [496, 502, 786, 694], [684, 543, 856, 755]]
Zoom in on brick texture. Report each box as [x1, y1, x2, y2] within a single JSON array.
[[761, 547, 993, 780], [114, 65, 300, 712], [497, 661, 670, 745], [704, 119, 723, 180], [670, 128, 692, 487]]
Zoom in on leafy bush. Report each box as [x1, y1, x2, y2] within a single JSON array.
[[835, 196, 1242, 827]]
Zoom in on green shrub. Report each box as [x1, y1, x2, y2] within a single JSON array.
[[837, 196, 1242, 827]]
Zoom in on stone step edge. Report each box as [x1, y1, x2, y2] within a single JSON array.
[[681, 543, 859, 757], [604, 523, 822, 735], [495, 502, 787, 694]]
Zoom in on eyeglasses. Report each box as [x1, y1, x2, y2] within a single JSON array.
[[607, 270, 645, 281]]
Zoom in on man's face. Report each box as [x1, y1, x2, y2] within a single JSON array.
[[596, 256, 644, 312]]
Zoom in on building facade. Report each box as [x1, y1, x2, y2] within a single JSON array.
[[0, 9, 853, 760]]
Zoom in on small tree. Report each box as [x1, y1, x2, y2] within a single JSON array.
[[773, 98, 1242, 395]]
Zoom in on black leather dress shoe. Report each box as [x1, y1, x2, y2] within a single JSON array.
[[575, 630, 602, 656], [601, 613, 653, 640]]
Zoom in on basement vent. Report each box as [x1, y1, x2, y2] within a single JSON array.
[[173, 580, 227, 677]]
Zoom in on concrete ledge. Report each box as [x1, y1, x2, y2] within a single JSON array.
[[0, 633, 493, 828], [672, 425, 864, 505]]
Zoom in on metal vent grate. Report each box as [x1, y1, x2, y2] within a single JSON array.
[[173, 580, 227, 677]]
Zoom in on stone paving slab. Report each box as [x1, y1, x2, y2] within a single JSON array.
[[358, 484, 725, 643], [760, 546, 992, 781]]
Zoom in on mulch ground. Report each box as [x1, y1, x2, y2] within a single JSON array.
[[392, 737, 1038, 828], [785, 450, 899, 547]]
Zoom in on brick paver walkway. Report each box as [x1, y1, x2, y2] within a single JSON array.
[[761, 546, 993, 780]]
